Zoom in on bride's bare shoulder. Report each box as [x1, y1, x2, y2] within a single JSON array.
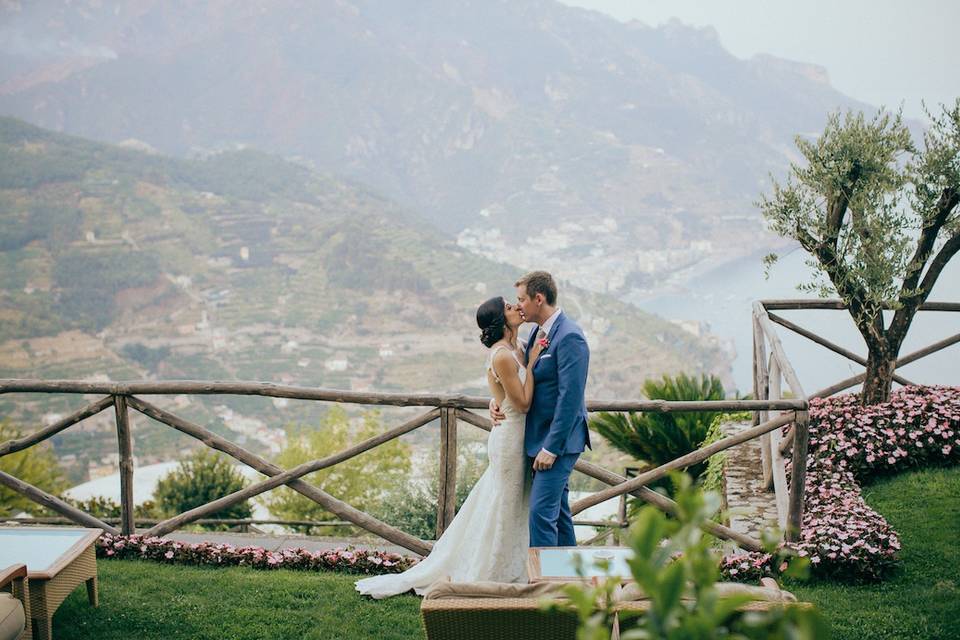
[[491, 348, 518, 376]]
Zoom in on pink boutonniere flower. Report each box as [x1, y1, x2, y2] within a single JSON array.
[[537, 337, 550, 348]]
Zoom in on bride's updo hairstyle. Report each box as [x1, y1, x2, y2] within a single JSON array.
[[476, 296, 507, 348]]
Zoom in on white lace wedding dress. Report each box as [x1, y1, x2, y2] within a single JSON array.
[[355, 345, 531, 598]]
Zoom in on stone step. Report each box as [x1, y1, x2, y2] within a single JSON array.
[[719, 419, 780, 543]]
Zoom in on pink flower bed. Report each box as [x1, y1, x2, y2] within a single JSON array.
[[720, 385, 960, 582], [96, 533, 419, 575]]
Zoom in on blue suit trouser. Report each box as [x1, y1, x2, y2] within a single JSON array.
[[528, 452, 580, 547]]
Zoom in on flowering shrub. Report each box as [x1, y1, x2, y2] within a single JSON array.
[[719, 385, 960, 582], [96, 533, 418, 575]]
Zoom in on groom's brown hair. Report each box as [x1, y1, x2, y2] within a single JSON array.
[[515, 271, 558, 306]]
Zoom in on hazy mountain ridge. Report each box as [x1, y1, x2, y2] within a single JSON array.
[[0, 0, 870, 297]]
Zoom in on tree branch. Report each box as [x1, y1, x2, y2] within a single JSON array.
[[824, 192, 849, 247], [901, 186, 958, 295], [797, 219, 884, 350], [889, 189, 960, 342], [919, 232, 960, 301], [889, 232, 960, 340]]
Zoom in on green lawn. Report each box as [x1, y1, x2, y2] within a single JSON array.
[[56, 562, 422, 640], [55, 467, 960, 639], [787, 466, 960, 639]]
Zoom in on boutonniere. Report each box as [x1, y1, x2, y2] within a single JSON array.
[[537, 337, 550, 348]]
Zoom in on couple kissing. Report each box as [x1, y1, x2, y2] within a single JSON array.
[[357, 270, 590, 599]]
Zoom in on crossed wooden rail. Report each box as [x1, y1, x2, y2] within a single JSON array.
[[3, 299, 952, 557], [0, 382, 801, 555], [751, 299, 960, 529]]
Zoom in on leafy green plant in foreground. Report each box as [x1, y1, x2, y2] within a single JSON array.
[[549, 473, 827, 639]]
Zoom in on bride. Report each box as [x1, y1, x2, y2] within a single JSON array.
[[355, 296, 544, 598]]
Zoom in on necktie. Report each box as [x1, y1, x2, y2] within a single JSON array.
[[537, 328, 547, 343]]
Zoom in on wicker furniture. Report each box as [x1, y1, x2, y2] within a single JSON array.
[[0, 565, 29, 640], [420, 577, 806, 640], [0, 528, 101, 640]]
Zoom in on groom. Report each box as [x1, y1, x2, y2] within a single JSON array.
[[491, 270, 591, 547]]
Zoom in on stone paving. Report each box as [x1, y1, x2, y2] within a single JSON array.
[[719, 419, 780, 543]]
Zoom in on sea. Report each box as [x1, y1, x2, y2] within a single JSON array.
[[632, 247, 960, 396]]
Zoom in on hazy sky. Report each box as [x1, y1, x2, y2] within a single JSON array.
[[562, 0, 958, 121]]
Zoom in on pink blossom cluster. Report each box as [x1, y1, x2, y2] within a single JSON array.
[[95, 533, 418, 575], [720, 385, 959, 582], [718, 552, 776, 582]]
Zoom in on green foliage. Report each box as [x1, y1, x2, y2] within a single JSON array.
[[63, 495, 161, 520], [758, 100, 960, 404], [263, 407, 411, 533], [120, 343, 171, 374], [0, 204, 83, 252], [0, 421, 68, 516], [154, 448, 252, 526], [371, 451, 484, 540], [549, 473, 825, 640], [590, 374, 725, 488], [759, 108, 915, 305], [0, 145, 89, 188], [701, 412, 748, 498], [53, 249, 160, 330], [322, 225, 432, 293], [169, 149, 320, 203]]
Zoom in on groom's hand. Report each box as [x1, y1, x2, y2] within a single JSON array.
[[489, 398, 505, 426], [532, 449, 556, 471]]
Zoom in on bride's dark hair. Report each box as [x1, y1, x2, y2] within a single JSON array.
[[476, 296, 507, 348]]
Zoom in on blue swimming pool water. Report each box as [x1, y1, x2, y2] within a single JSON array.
[[538, 548, 633, 579], [0, 529, 90, 572]]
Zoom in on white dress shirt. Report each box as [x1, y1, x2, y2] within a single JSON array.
[[536, 307, 562, 460], [538, 307, 563, 340]]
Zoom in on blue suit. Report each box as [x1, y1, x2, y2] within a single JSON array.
[[524, 311, 591, 547]]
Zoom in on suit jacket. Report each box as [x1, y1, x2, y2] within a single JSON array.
[[524, 311, 591, 457]]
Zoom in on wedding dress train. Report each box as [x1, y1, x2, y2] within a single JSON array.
[[355, 346, 531, 598]]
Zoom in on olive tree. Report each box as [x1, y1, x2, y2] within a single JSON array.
[[760, 101, 960, 405]]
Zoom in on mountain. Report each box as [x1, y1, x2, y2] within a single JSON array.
[[0, 0, 870, 296], [0, 117, 730, 482]]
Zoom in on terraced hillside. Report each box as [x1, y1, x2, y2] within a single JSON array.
[[0, 117, 730, 482]]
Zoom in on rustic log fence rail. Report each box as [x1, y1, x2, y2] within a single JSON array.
[[5, 298, 951, 556], [751, 299, 959, 537], [0, 385, 799, 555]]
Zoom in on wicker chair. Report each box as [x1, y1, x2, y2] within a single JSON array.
[[0, 565, 30, 640], [420, 577, 806, 640]]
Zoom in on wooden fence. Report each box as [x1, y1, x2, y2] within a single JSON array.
[[2, 299, 953, 556], [0, 379, 798, 555], [751, 299, 960, 531]]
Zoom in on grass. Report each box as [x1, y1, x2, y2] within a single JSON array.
[[54, 467, 959, 639], [56, 562, 422, 640], [787, 465, 960, 639]]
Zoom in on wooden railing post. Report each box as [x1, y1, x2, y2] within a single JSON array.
[[113, 395, 135, 535], [753, 315, 772, 484], [786, 410, 810, 543], [767, 358, 789, 530], [762, 352, 775, 490], [436, 407, 458, 539]]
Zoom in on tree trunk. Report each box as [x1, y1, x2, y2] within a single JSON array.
[[861, 349, 896, 405]]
